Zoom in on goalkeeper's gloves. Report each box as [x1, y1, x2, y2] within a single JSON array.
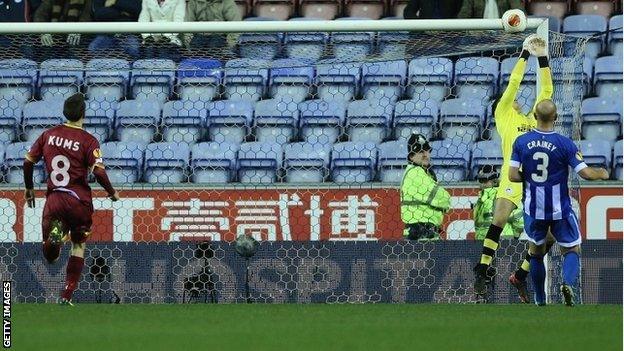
[[523, 34, 547, 57], [40, 34, 53, 46], [67, 33, 81, 46]]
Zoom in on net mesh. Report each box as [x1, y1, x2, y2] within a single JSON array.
[[0, 24, 605, 304]]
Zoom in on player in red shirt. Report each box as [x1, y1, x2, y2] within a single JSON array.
[[23, 93, 120, 306]]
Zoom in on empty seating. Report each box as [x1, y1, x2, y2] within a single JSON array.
[[608, 15, 622, 54], [594, 55, 623, 99], [207, 99, 253, 143], [254, 98, 299, 144], [85, 59, 130, 102], [224, 58, 269, 102], [0, 97, 23, 143], [162, 100, 208, 144], [581, 97, 622, 142], [191, 142, 239, 183], [84, 99, 117, 142], [269, 59, 315, 103], [0, 59, 37, 103], [378, 139, 407, 183], [115, 99, 161, 144], [393, 99, 439, 141], [454, 57, 499, 101], [22, 99, 64, 141], [100, 142, 145, 183], [377, 25, 410, 58], [176, 58, 223, 102], [439, 99, 485, 142], [299, 0, 341, 19], [38, 59, 83, 100], [144, 142, 191, 184], [237, 141, 283, 183], [346, 99, 392, 143], [576, 0, 616, 18], [238, 17, 283, 60], [253, 0, 295, 20], [283, 142, 331, 182], [614, 139, 622, 180], [284, 18, 328, 61], [331, 141, 377, 183], [344, 0, 385, 19], [471, 140, 503, 178], [361, 60, 407, 103], [407, 57, 453, 102], [299, 99, 346, 144], [331, 18, 374, 60], [528, 0, 569, 20], [579, 139, 612, 170], [430, 139, 470, 182], [131, 59, 176, 105], [563, 15, 607, 61], [551, 57, 592, 102], [6, 142, 45, 184], [315, 61, 361, 102]]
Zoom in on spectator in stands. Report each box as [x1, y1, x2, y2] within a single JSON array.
[[89, 0, 142, 59], [403, 0, 462, 19], [185, 0, 241, 59], [139, 0, 185, 61], [458, 0, 524, 19]]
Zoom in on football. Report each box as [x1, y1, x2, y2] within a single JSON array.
[[502, 9, 527, 33], [234, 235, 259, 258]]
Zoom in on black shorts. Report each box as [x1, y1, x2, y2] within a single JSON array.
[[404, 223, 440, 241]]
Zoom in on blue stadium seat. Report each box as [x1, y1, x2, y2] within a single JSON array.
[[471, 140, 502, 178], [0, 59, 37, 103], [439, 99, 485, 143], [346, 99, 392, 143], [594, 55, 623, 100], [331, 141, 377, 183], [552, 102, 575, 138], [237, 141, 283, 183], [85, 99, 117, 142], [614, 139, 622, 180], [361, 60, 407, 103], [608, 15, 623, 55], [377, 139, 407, 183], [563, 15, 607, 61], [393, 99, 439, 141], [131, 59, 176, 105], [0, 143, 5, 181], [454, 57, 499, 101], [85, 59, 130, 102], [430, 139, 470, 182], [529, 15, 561, 32], [207, 100, 253, 144], [22, 99, 64, 142], [269, 59, 315, 103], [331, 18, 374, 60], [254, 98, 299, 144], [38, 59, 83, 100], [100, 141, 145, 183], [238, 17, 282, 60], [284, 18, 328, 61], [315, 60, 361, 103], [500, 56, 539, 114], [551, 57, 592, 102], [579, 139, 612, 170], [176, 58, 222, 102], [144, 142, 191, 184], [224, 58, 269, 102], [115, 99, 161, 144], [0, 97, 23, 143], [377, 21, 409, 58], [298, 99, 346, 144], [581, 97, 622, 142], [406, 57, 452, 102], [190, 142, 239, 183], [6, 142, 45, 184], [283, 142, 331, 183], [162, 100, 208, 144]]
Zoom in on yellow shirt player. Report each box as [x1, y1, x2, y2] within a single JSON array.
[[474, 34, 553, 303]]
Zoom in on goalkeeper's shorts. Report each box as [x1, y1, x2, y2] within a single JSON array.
[[496, 180, 523, 208]]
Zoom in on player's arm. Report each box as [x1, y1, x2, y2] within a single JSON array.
[[508, 139, 523, 183], [577, 167, 609, 181], [88, 142, 119, 201], [528, 36, 554, 111], [567, 140, 609, 181], [494, 48, 529, 122], [23, 135, 45, 208]]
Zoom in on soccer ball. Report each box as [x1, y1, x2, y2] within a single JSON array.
[[502, 9, 527, 33], [234, 235, 259, 258]]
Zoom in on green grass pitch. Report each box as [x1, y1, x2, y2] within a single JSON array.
[[13, 304, 622, 351]]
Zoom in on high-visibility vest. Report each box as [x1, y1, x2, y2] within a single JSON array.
[[400, 164, 451, 227], [473, 187, 525, 240]]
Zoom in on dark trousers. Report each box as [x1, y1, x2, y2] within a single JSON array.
[[404, 223, 440, 241]]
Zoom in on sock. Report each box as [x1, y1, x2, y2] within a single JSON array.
[[530, 255, 546, 305], [562, 251, 580, 287], [514, 252, 531, 281], [478, 224, 504, 271], [61, 255, 84, 301]]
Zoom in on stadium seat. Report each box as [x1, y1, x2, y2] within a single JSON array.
[[614, 139, 622, 180], [115, 99, 161, 144], [377, 24, 410, 58], [85, 59, 130, 102], [254, 98, 299, 144], [207, 99, 253, 143], [144, 142, 191, 184], [608, 15, 622, 55], [377, 139, 407, 183], [331, 18, 374, 60], [130, 59, 176, 106], [500, 56, 539, 114], [224, 58, 269, 102], [430, 139, 470, 182], [162, 100, 208, 144], [579, 139, 612, 170], [298, 0, 341, 20], [393, 99, 439, 141], [563, 15, 607, 61], [315, 60, 362, 102], [527, 0, 569, 20], [0, 97, 23, 143], [593, 55, 623, 99], [551, 57, 592, 102], [439, 99, 485, 143], [5, 142, 45, 184], [22, 99, 64, 142], [575, 0, 616, 18], [284, 18, 329, 61], [283, 142, 331, 182], [237, 141, 283, 183], [235, 0, 251, 18], [553, 101, 575, 137], [253, 0, 295, 20], [344, 0, 385, 19], [238, 17, 283, 60], [100, 142, 145, 183], [330, 141, 377, 183], [361, 60, 407, 103], [190, 142, 239, 183], [298, 99, 347, 144], [471, 140, 503, 178], [581, 97, 622, 142], [85, 99, 117, 142], [529, 15, 562, 32], [390, 0, 408, 17], [0, 59, 37, 103], [406, 57, 453, 102], [346, 99, 392, 143], [454, 57, 499, 101], [176, 58, 222, 102], [38, 59, 83, 101], [269, 59, 315, 103]]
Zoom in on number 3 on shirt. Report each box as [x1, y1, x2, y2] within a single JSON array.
[[50, 155, 71, 187], [531, 152, 549, 183]]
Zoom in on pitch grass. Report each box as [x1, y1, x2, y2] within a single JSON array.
[[13, 304, 622, 351]]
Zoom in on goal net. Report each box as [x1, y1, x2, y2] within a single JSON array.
[[0, 18, 609, 304]]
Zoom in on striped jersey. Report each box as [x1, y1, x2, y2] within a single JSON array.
[[510, 130, 587, 220]]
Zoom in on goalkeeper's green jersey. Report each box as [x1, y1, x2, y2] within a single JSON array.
[[473, 187, 524, 240]]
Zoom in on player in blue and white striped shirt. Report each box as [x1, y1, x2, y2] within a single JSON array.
[[509, 100, 609, 306]]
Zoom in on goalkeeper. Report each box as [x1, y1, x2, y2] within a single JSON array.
[[473, 34, 554, 302]]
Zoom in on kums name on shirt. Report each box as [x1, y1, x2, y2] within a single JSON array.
[[48, 136, 80, 152], [526, 139, 557, 152]]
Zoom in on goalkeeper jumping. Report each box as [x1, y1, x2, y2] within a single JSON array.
[[473, 34, 554, 303]]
